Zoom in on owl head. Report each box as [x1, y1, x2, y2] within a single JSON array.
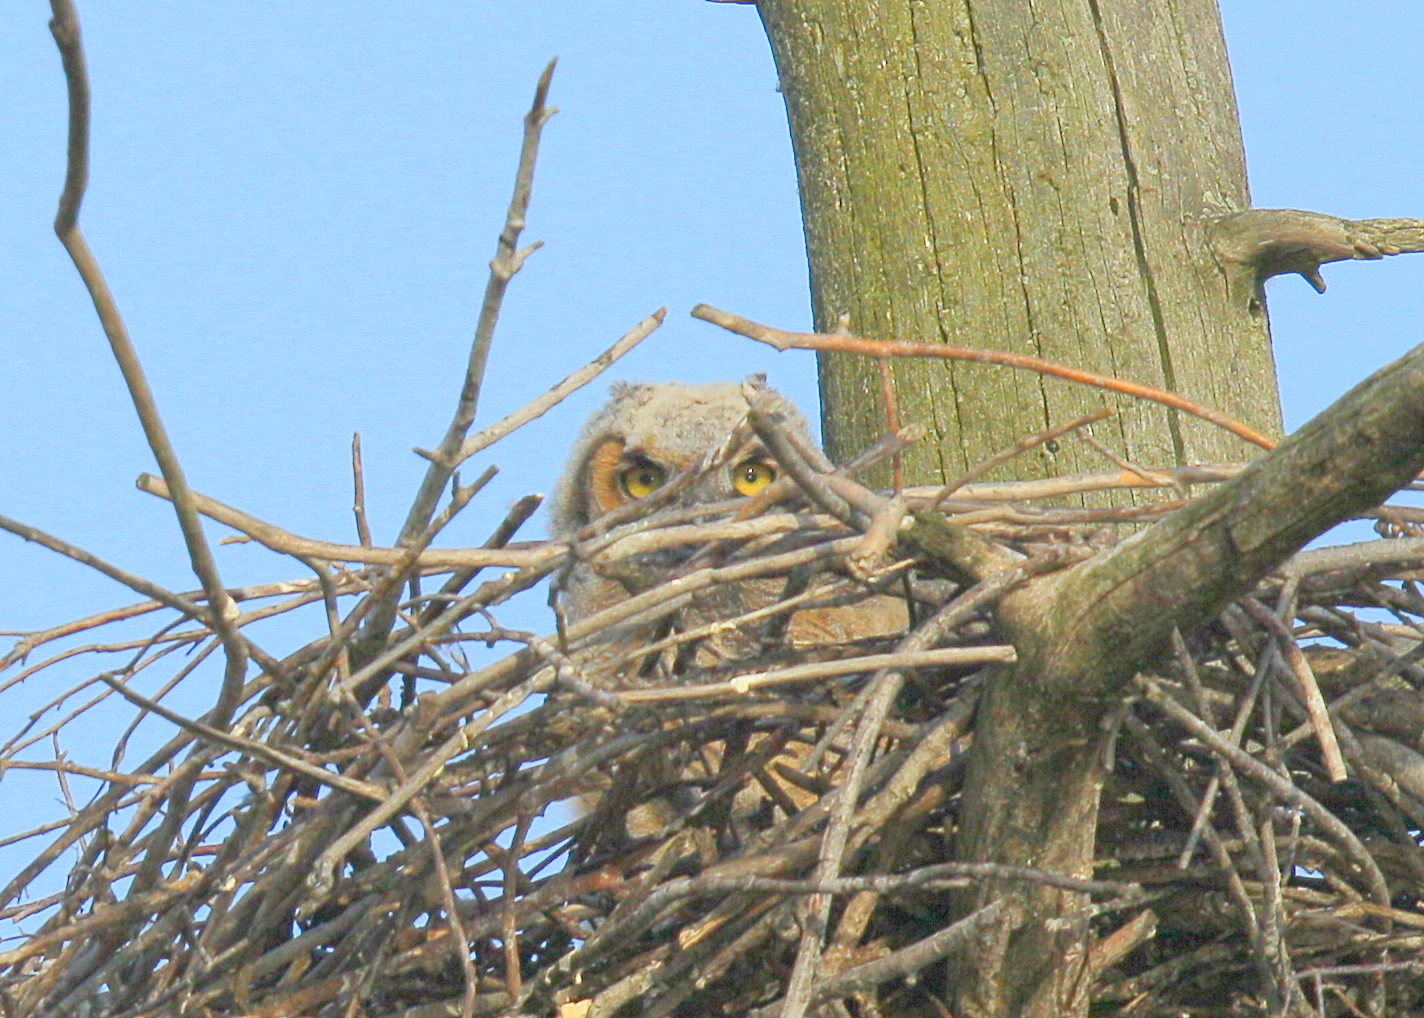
[[550, 379, 811, 539]]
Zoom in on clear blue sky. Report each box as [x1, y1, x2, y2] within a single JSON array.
[[1, 3, 1421, 911]]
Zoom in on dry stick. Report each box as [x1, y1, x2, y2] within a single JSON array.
[[1174, 622, 1276, 875], [351, 433, 372, 548], [329, 666, 481, 1018], [97, 675, 382, 801], [810, 898, 1020, 1007], [304, 660, 564, 906], [617, 646, 1014, 703], [602, 569, 907, 672], [398, 58, 558, 546], [599, 862, 1137, 904], [692, 303, 1275, 452], [354, 465, 496, 663], [1257, 816, 1294, 1011], [0, 576, 327, 674], [0, 514, 202, 629], [1136, 676, 1393, 910], [927, 409, 1116, 511], [0, 704, 205, 912], [0, 520, 284, 683], [874, 345, 904, 492], [590, 512, 833, 562], [1240, 597, 1348, 782], [1120, 713, 1273, 990], [779, 568, 1034, 1018], [1169, 629, 1225, 869], [439, 307, 666, 469], [502, 815, 533, 1006], [1, 759, 161, 787], [137, 473, 557, 570], [425, 492, 545, 620], [746, 399, 857, 525], [48, 1, 248, 728], [0, 513, 287, 680], [1078, 432, 1165, 488], [135, 307, 662, 567], [415, 803, 481, 1018], [905, 463, 1243, 505]]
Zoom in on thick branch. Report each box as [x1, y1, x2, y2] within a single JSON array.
[[1018, 337, 1424, 698], [951, 338, 1424, 1016], [1210, 208, 1424, 296]]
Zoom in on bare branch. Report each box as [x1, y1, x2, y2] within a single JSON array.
[[692, 303, 1275, 451], [47, 0, 247, 725], [1209, 208, 1424, 295], [136, 473, 559, 570], [398, 59, 559, 545]]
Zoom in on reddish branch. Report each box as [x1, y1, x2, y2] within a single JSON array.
[[692, 303, 1275, 451]]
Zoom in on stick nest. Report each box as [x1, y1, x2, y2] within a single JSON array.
[[4, 422, 1424, 1018]]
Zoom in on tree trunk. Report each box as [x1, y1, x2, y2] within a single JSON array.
[[756, 0, 1282, 482], [753, 2, 1285, 1015]]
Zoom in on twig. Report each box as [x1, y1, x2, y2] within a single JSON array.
[[927, 409, 1115, 510], [1240, 597, 1348, 782], [780, 571, 1030, 1018], [617, 646, 1015, 703], [903, 463, 1242, 504], [397, 59, 558, 545], [0, 513, 208, 630], [351, 433, 372, 547], [136, 473, 559, 570], [810, 898, 1021, 1006], [422, 493, 544, 623], [745, 391, 857, 525], [692, 303, 1275, 451], [436, 307, 666, 470], [48, 0, 248, 727], [1136, 675, 1392, 910], [97, 675, 383, 801], [872, 339, 904, 492]]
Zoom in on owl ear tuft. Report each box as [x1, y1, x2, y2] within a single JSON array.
[[609, 381, 654, 402]]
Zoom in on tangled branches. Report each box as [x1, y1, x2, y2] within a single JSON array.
[[4, 402, 1424, 1017], [6, 6, 1424, 1016]]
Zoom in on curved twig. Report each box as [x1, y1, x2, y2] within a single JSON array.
[[692, 303, 1274, 451]]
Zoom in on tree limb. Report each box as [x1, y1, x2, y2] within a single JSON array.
[[1209, 208, 1424, 297]]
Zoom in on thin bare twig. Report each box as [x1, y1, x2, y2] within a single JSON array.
[[48, 0, 249, 727], [692, 303, 1275, 451], [617, 645, 1015, 703], [351, 433, 372, 547], [927, 409, 1115, 510], [1240, 596, 1348, 782], [136, 472, 558, 570], [98, 675, 383, 801], [398, 58, 559, 546]]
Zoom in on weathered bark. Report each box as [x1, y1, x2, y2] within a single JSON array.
[[942, 338, 1424, 1015], [755, 0, 1282, 482], [745, 3, 1416, 1016]]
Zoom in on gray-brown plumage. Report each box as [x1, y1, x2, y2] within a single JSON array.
[[552, 378, 908, 840], [551, 379, 907, 685]]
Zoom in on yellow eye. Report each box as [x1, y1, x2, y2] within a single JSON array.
[[733, 459, 776, 496], [618, 460, 667, 499]]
